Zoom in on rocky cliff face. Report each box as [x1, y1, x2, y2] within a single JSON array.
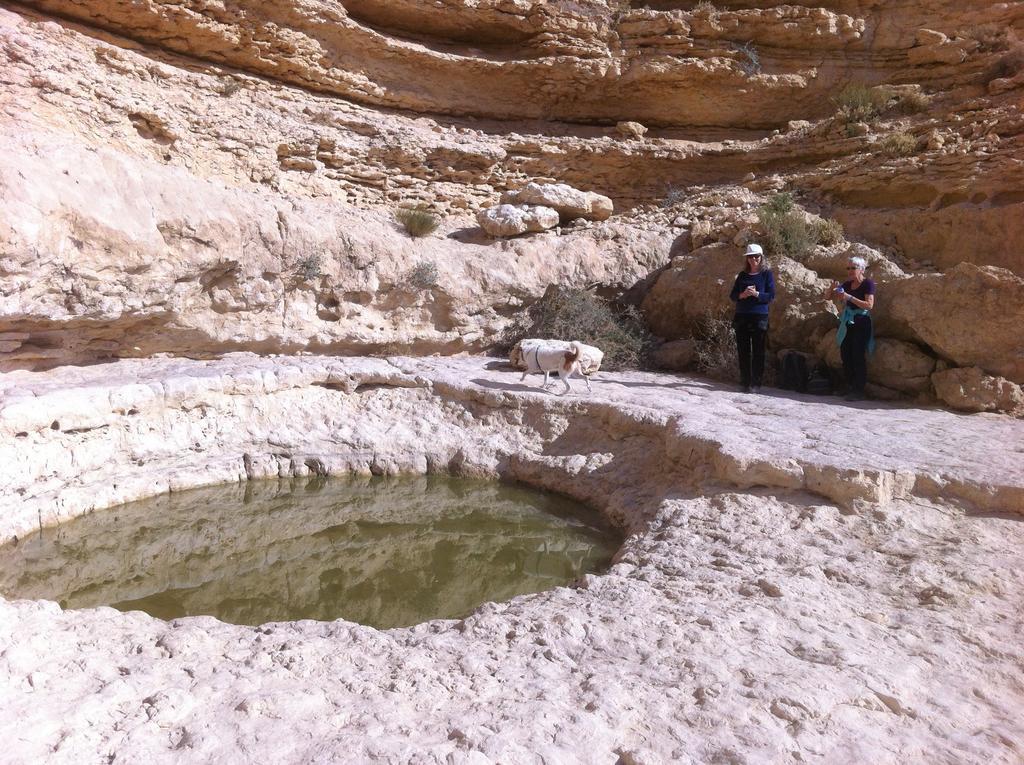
[[1, 1, 1022, 410]]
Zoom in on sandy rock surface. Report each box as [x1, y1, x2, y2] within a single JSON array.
[[1, 354, 1023, 763]]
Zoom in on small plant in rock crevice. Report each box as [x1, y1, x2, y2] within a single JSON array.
[[294, 254, 322, 282], [395, 207, 440, 238], [877, 131, 918, 157], [831, 83, 888, 123], [405, 260, 439, 290], [758, 193, 814, 260], [895, 91, 930, 115], [217, 79, 243, 97], [693, 0, 717, 16], [662, 183, 687, 208], [732, 41, 761, 76], [964, 24, 1011, 53], [814, 218, 844, 246]]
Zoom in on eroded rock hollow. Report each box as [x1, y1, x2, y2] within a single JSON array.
[[1, 356, 1023, 761]]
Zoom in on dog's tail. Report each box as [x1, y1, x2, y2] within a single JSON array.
[[562, 341, 582, 371]]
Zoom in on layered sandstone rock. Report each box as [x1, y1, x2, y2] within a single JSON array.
[[1, 0, 1022, 414], [0, 130, 671, 369]]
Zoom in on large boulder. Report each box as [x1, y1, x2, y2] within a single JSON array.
[[815, 329, 937, 391], [649, 338, 696, 371], [476, 204, 559, 238], [501, 183, 613, 222], [886, 264, 1024, 383], [769, 256, 837, 350], [932, 367, 1024, 416], [816, 332, 936, 394], [641, 243, 737, 339], [615, 121, 648, 140], [804, 242, 905, 283], [867, 338, 937, 393]]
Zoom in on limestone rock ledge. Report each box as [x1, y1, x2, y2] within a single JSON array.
[[3, 355, 1022, 534], [0, 132, 672, 371], [1, 355, 1023, 763]]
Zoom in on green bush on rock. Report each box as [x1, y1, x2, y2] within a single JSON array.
[[500, 287, 652, 371]]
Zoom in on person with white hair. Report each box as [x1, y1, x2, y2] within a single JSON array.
[[729, 243, 775, 394], [829, 255, 876, 401]]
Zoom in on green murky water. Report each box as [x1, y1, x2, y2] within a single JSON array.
[[0, 476, 618, 629]]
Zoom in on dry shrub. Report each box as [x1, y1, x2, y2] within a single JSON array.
[[405, 260, 439, 289], [732, 41, 761, 76], [814, 218, 844, 246], [217, 79, 243, 97], [965, 24, 1011, 53], [662, 184, 687, 208], [878, 131, 918, 157], [896, 91, 930, 114], [832, 83, 888, 123], [499, 286, 652, 371], [693, 1, 717, 15], [696, 191, 726, 207], [693, 314, 738, 382], [395, 207, 440, 238], [758, 193, 814, 260], [294, 254, 322, 281]]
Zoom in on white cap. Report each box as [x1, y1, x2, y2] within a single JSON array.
[[744, 243, 763, 257]]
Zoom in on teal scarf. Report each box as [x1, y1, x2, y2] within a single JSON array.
[[837, 305, 875, 354]]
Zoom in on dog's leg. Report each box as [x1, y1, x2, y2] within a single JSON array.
[[520, 369, 528, 383], [542, 370, 551, 389], [569, 364, 589, 393], [560, 369, 572, 394]]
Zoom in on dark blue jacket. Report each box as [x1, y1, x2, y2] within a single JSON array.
[[730, 269, 775, 316]]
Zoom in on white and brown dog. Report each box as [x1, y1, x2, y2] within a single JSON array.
[[511, 339, 602, 393]]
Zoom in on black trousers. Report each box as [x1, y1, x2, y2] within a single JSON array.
[[733, 315, 768, 387], [840, 320, 871, 393]]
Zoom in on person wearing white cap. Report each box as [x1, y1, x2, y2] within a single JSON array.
[[729, 243, 775, 393]]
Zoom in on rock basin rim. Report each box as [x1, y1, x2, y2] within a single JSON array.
[[2, 354, 1023, 763], [3, 353, 1021, 541]]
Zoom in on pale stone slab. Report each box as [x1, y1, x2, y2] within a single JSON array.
[[0, 356, 1023, 764]]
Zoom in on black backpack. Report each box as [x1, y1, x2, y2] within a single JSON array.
[[780, 351, 809, 393], [805, 369, 833, 396]]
